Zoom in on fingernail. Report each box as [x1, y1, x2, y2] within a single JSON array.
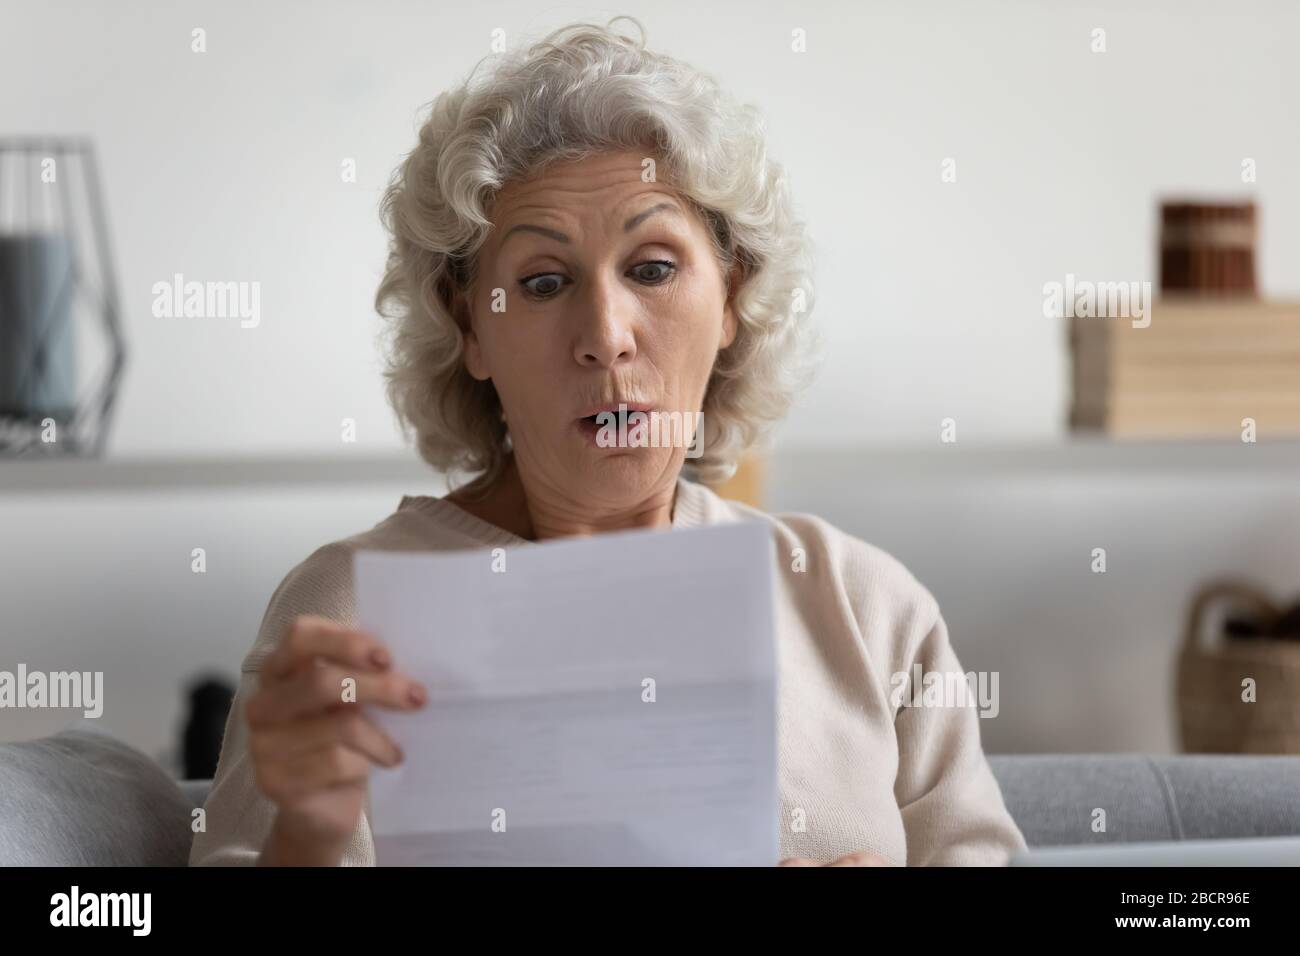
[[369, 648, 390, 668], [407, 683, 426, 707]]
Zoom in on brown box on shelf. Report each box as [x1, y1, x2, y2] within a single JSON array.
[[1159, 201, 1257, 295]]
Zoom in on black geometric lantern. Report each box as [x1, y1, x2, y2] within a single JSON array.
[[0, 138, 126, 457]]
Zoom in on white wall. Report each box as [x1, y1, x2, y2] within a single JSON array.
[[3, 0, 1298, 455]]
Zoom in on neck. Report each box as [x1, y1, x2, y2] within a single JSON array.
[[447, 454, 678, 541]]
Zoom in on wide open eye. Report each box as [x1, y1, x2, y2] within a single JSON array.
[[629, 260, 676, 284], [519, 272, 569, 299]]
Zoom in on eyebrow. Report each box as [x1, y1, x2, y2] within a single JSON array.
[[501, 202, 681, 246], [623, 202, 680, 232]]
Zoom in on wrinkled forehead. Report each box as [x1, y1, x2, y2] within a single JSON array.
[[485, 150, 680, 228]]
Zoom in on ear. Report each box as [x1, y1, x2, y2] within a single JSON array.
[[455, 288, 492, 382], [719, 262, 743, 349]]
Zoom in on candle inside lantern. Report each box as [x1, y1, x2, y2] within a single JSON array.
[[0, 232, 78, 420]]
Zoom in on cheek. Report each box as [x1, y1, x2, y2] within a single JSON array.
[[472, 323, 562, 416], [650, 278, 725, 370], [474, 297, 549, 366]]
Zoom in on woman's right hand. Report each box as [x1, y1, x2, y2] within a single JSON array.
[[245, 614, 427, 866]]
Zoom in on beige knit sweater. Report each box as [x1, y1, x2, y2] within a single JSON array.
[[190, 475, 1025, 867]]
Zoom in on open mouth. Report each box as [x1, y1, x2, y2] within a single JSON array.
[[576, 414, 614, 446], [577, 411, 627, 433], [576, 403, 654, 424], [575, 404, 654, 446]]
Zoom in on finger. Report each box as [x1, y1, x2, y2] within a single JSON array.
[[778, 857, 819, 866], [252, 711, 404, 768], [265, 616, 391, 682], [247, 664, 424, 727], [254, 664, 423, 724], [255, 743, 372, 802]]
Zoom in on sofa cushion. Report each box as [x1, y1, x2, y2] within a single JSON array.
[[990, 754, 1300, 847], [0, 727, 194, 865]]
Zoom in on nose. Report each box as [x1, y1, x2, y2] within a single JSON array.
[[571, 274, 637, 368]]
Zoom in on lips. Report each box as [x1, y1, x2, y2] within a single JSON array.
[[574, 402, 656, 447], [575, 402, 654, 424]]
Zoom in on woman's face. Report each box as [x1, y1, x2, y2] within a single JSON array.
[[460, 149, 738, 511]]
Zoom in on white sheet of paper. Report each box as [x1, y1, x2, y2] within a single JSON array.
[[353, 519, 778, 866]]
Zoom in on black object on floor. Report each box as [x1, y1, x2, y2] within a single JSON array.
[[182, 675, 236, 780]]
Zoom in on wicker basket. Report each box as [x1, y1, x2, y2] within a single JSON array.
[[1176, 581, 1300, 754]]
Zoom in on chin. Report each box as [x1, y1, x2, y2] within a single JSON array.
[[570, 449, 681, 500]]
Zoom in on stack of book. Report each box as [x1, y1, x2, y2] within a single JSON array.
[[1070, 298, 1300, 436]]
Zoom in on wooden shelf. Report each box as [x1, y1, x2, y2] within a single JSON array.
[[0, 452, 439, 493], [4, 438, 1300, 494]]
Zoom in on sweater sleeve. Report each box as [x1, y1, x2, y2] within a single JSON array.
[[892, 612, 1027, 866], [188, 544, 377, 866]]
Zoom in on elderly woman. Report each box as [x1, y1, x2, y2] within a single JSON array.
[[191, 18, 1025, 868]]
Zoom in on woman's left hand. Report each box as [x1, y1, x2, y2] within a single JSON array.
[[778, 850, 893, 866]]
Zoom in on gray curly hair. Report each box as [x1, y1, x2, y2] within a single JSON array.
[[375, 15, 818, 488]]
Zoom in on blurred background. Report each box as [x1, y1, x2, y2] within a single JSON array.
[[2, 0, 1299, 774]]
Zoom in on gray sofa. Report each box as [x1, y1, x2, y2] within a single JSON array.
[[3, 730, 1299, 865]]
